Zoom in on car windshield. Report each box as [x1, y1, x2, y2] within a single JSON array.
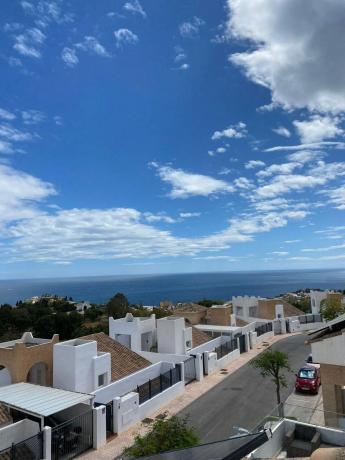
[[298, 369, 316, 379]]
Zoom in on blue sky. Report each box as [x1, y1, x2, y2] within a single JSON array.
[[1, 0, 345, 278]]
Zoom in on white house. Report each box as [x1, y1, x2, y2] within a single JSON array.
[[75, 301, 92, 313], [53, 338, 111, 393], [310, 290, 328, 314], [232, 296, 259, 320], [109, 313, 156, 352], [156, 316, 192, 355]]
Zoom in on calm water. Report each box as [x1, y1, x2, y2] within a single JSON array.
[[0, 269, 344, 306]]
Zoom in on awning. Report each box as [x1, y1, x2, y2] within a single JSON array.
[[0, 382, 94, 418]]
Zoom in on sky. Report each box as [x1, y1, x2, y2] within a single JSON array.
[[1, 0, 345, 279]]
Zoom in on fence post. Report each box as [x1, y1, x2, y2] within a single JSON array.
[[149, 379, 152, 399], [11, 443, 14, 460], [43, 426, 52, 460], [169, 368, 172, 387], [160, 374, 163, 392]]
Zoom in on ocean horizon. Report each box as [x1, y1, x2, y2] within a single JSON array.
[[0, 268, 344, 306]]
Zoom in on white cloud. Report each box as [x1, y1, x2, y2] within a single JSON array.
[[271, 251, 289, 256], [114, 29, 138, 48], [256, 162, 302, 179], [0, 140, 14, 154], [245, 160, 265, 169], [287, 150, 324, 164], [234, 177, 253, 189], [179, 16, 205, 38], [228, 0, 345, 113], [216, 147, 226, 154], [265, 142, 345, 152], [324, 185, 345, 210], [20, 1, 73, 28], [256, 174, 325, 199], [61, 47, 79, 67], [76, 36, 110, 57], [293, 115, 343, 143], [13, 28, 45, 58], [152, 164, 234, 199], [302, 242, 345, 253], [21, 110, 45, 125], [179, 212, 201, 218], [123, 0, 146, 18], [212, 122, 247, 140], [0, 124, 35, 142], [0, 109, 16, 121], [179, 63, 189, 71], [273, 126, 291, 138], [0, 164, 55, 229], [284, 240, 301, 244]]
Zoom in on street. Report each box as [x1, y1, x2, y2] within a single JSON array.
[[178, 333, 310, 443]]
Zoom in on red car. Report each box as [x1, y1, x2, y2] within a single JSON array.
[[295, 366, 321, 394]]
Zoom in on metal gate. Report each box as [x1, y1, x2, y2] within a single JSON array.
[[184, 356, 196, 384], [95, 401, 113, 435], [51, 410, 93, 460], [238, 334, 246, 354], [286, 319, 290, 333]]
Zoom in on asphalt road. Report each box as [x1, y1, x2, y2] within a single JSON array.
[[178, 334, 310, 443]]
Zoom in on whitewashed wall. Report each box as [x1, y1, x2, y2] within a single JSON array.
[[0, 419, 39, 452]]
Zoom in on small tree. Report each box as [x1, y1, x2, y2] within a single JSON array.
[[106, 292, 131, 318], [320, 296, 345, 321], [250, 349, 292, 413], [123, 415, 199, 458]]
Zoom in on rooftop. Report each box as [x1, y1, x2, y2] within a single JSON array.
[[0, 383, 93, 418], [80, 332, 151, 381]]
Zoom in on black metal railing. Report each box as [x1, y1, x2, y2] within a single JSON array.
[[51, 410, 93, 460], [255, 322, 273, 337], [298, 314, 322, 324], [214, 338, 238, 360], [0, 431, 43, 460], [136, 366, 181, 405]]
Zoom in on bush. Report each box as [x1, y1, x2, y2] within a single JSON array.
[[123, 415, 199, 458]]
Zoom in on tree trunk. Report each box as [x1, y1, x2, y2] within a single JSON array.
[[276, 382, 284, 417]]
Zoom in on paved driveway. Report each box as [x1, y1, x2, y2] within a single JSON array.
[[178, 333, 310, 443]]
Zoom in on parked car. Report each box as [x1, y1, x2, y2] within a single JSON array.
[[295, 366, 321, 394]]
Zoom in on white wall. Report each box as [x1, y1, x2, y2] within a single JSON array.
[[53, 339, 111, 393], [93, 362, 174, 404], [248, 420, 286, 459], [157, 317, 189, 355], [189, 336, 224, 355], [109, 314, 156, 352], [0, 419, 39, 451], [311, 332, 345, 366], [139, 351, 190, 364], [310, 291, 327, 314], [113, 380, 185, 434], [232, 296, 259, 320]]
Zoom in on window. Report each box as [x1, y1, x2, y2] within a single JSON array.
[[98, 373, 107, 387], [298, 369, 316, 379]]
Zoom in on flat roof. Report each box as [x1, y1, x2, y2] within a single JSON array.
[[194, 324, 241, 332], [0, 383, 93, 417]]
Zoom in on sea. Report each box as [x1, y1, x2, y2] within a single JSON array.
[[0, 269, 344, 306]]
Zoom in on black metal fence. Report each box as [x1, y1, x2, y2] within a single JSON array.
[[298, 314, 322, 324], [255, 322, 273, 337], [136, 366, 181, 405], [184, 356, 197, 384], [51, 410, 93, 460], [237, 334, 246, 354], [214, 338, 238, 360], [0, 431, 43, 460]]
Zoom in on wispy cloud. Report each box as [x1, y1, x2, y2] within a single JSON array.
[[61, 47, 79, 67], [75, 36, 110, 58], [123, 0, 146, 19], [21, 110, 45, 125], [293, 115, 343, 143], [245, 160, 265, 169], [114, 28, 139, 48], [265, 142, 345, 152], [179, 16, 205, 38], [13, 27, 45, 58], [272, 126, 291, 138], [212, 122, 247, 140], [151, 163, 234, 199]]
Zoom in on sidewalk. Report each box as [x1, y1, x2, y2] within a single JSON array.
[[79, 332, 299, 459]]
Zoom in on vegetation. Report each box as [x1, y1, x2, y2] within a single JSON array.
[[320, 295, 345, 321], [0, 291, 171, 342], [123, 415, 199, 458], [250, 348, 292, 411], [197, 299, 225, 308], [288, 296, 311, 313]]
